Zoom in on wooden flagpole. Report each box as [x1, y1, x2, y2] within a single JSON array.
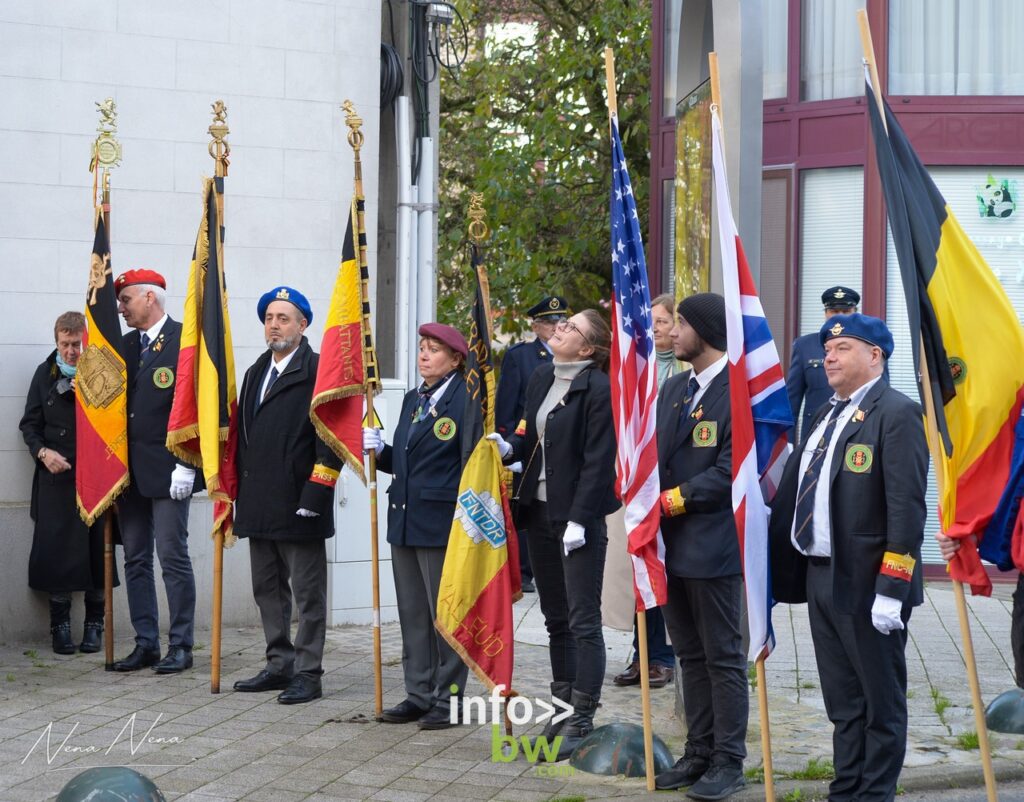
[[708, 51, 776, 802], [90, 98, 121, 671], [604, 45, 656, 793], [208, 100, 230, 694], [856, 11, 997, 801], [344, 101, 384, 720]]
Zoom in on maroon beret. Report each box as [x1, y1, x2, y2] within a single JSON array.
[[115, 268, 166, 292], [418, 322, 468, 358]]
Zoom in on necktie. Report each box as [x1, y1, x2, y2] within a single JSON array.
[[262, 366, 279, 403], [681, 376, 700, 418], [792, 399, 851, 552], [139, 332, 151, 368]]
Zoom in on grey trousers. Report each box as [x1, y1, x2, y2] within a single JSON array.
[[248, 538, 327, 678], [118, 489, 195, 650], [391, 543, 468, 711]]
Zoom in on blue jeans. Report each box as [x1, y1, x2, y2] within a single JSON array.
[[631, 606, 676, 667], [527, 503, 607, 698]]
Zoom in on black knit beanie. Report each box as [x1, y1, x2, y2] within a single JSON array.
[[677, 292, 727, 351]]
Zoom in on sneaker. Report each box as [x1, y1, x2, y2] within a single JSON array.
[[654, 753, 710, 790], [686, 762, 746, 801]]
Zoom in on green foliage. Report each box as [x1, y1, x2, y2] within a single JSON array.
[[5, 673, 14, 682], [747, 662, 757, 688], [786, 757, 835, 781], [955, 730, 980, 750], [782, 790, 807, 802], [931, 687, 951, 719], [743, 765, 765, 784], [438, 0, 651, 337]]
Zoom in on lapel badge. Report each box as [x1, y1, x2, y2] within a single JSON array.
[[692, 405, 704, 421], [853, 409, 865, 422]]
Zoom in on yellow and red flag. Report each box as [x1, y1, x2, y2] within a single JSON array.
[[867, 80, 1024, 595], [76, 211, 129, 524], [166, 177, 238, 542], [310, 196, 379, 484], [436, 252, 521, 692]]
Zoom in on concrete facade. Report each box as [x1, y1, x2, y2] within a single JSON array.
[[0, 0, 385, 642]]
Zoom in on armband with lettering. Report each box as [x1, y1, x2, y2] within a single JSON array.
[[660, 487, 686, 517], [309, 463, 340, 489], [879, 550, 916, 583]]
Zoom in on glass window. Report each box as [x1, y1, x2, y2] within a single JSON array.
[[886, 166, 1024, 562], [800, 0, 866, 101], [889, 0, 1024, 95], [663, 178, 677, 294], [763, 0, 789, 99], [662, 0, 683, 117], [798, 167, 864, 336]]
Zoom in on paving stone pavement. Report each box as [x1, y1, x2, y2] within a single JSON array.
[[1, 582, 1022, 801]]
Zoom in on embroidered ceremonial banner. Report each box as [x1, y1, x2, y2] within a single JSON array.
[[76, 211, 128, 524], [310, 197, 379, 484], [165, 177, 238, 542]]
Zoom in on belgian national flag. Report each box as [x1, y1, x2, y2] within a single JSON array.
[[867, 80, 1024, 595], [461, 244, 497, 465], [166, 177, 238, 542], [76, 211, 129, 524]]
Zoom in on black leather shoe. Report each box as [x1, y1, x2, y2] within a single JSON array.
[[112, 645, 161, 672], [277, 674, 322, 705], [79, 621, 103, 654], [380, 698, 429, 723], [613, 660, 641, 686], [686, 762, 745, 800], [655, 752, 711, 790], [152, 646, 193, 674], [51, 622, 76, 655], [418, 706, 458, 730], [234, 669, 293, 692]]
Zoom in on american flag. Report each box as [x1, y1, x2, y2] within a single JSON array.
[[609, 114, 667, 610], [711, 111, 793, 660]]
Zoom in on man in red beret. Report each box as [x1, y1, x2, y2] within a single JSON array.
[[111, 269, 201, 674]]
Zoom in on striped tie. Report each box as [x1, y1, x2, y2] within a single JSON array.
[[680, 376, 700, 419], [792, 399, 851, 552], [138, 332, 150, 368]]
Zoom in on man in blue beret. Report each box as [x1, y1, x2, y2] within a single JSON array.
[[495, 295, 571, 593], [769, 313, 928, 802], [232, 287, 343, 704]]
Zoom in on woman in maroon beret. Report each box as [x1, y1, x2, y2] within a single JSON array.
[[489, 309, 620, 761], [362, 322, 472, 730]]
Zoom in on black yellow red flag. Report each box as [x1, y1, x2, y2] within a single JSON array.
[[76, 211, 129, 524], [166, 177, 239, 542]]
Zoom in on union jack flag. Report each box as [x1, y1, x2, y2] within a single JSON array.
[[711, 111, 793, 660], [609, 114, 667, 610]]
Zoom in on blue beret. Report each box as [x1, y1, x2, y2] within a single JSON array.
[[258, 286, 312, 325], [819, 313, 893, 358], [527, 296, 571, 319]]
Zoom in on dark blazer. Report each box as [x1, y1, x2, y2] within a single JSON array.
[[124, 317, 203, 498], [495, 339, 551, 436], [378, 373, 472, 548], [769, 380, 928, 614], [507, 363, 620, 524], [234, 338, 341, 541], [786, 333, 832, 439], [657, 367, 739, 579]]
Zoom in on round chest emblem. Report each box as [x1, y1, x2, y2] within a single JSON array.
[[433, 417, 457, 441], [153, 367, 174, 389], [948, 357, 967, 385]]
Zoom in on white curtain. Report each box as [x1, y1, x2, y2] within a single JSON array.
[[763, 0, 789, 99], [889, 0, 1024, 95], [801, 0, 867, 101]]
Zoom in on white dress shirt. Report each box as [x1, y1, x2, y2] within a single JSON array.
[[258, 347, 299, 403], [690, 353, 728, 410]]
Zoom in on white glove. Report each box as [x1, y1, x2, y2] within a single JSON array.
[[507, 461, 523, 474], [871, 593, 905, 635], [486, 432, 513, 458], [362, 427, 384, 455], [296, 508, 319, 518], [169, 465, 196, 501], [563, 521, 586, 556]]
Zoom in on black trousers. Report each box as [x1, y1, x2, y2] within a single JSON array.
[[807, 560, 909, 802], [527, 503, 607, 698], [1013, 572, 1024, 688], [663, 572, 748, 765]]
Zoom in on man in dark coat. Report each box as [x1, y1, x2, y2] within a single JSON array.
[[495, 295, 570, 593], [653, 293, 747, 801], [770, 313, 927, 802], [786, 286, 860, 440], [113, 269, 202, 674], [232, 287, 343, 705]]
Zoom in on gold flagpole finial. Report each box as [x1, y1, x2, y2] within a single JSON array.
[[90, 97, 122, 174], [342, 100, 364, 155], [468, 192, 489, 244], [208, 100, 230, 177]]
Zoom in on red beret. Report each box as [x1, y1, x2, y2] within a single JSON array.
[[114, 269, 166, 292], [418, 322, 468, 358]]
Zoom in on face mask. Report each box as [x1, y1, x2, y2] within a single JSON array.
[[56, 352, 77, 378]]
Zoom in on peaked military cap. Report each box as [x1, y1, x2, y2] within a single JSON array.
[[527, 296, 571, 319], [821, 285, 860, 309]]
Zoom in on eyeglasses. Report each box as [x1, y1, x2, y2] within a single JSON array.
[[557, 318, 594, 344]]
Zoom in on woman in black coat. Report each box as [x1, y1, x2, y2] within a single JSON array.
[[19, 312, 115, 654], [363, 322, 472, 730], [490, 308, 619, 760]]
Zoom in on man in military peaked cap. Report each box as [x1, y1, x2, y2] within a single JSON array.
[[112, 268, 202, 674], [787, 286, 867, 440], [495, 294, 571, 593]]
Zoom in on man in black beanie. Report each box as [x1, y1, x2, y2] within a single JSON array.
[[653, 292, 747, 800]]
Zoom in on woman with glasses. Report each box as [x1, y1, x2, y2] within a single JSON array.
[[362, 322, 471, 731], [489, 309, 619, 761]]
